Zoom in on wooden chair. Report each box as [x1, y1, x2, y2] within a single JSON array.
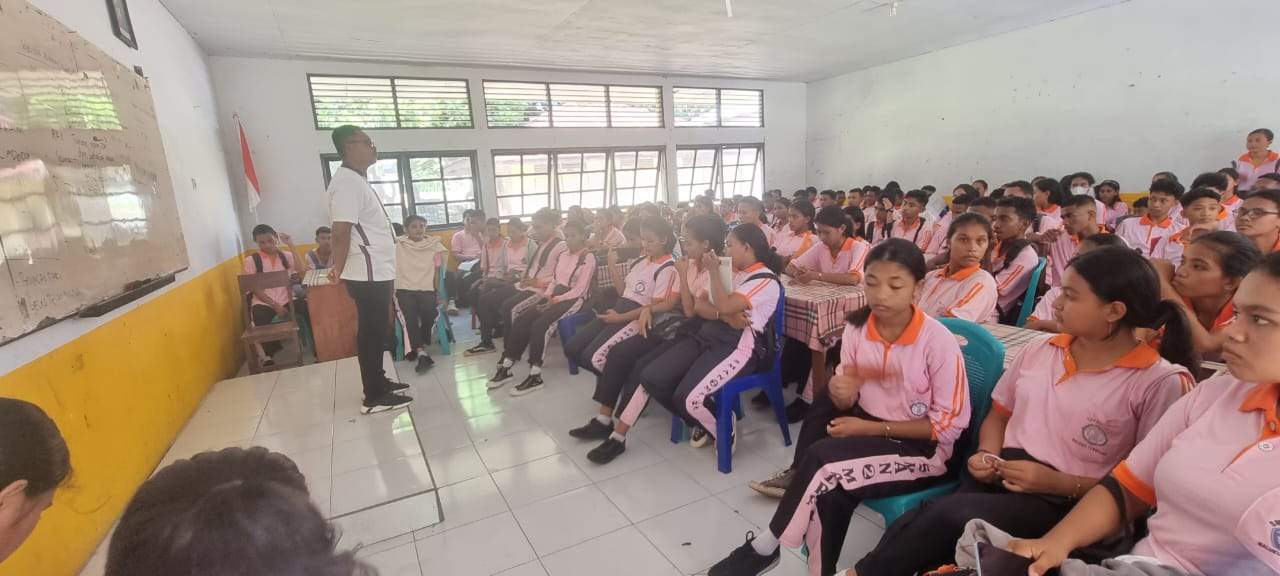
[[238, 270, 303, 374]]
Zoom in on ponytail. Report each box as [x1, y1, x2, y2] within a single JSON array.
[[1152, 300, 1199, 375], [731, 223, 784, 274]]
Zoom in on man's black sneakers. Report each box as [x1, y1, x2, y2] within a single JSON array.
[[361, 392, 414, 415], [707, 532, 780, 576], [569, 418, 613, 440], [587, 437, 626, 464]]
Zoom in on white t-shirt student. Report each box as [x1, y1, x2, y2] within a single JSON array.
[[328, 165, 396, 282]]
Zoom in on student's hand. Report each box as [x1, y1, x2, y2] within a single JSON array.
[[674, 257, 689, 277], [826, 417, 874, 438], [828, 371, 862, 407], [700, 251, 719, 273], [1008, 538, 1070, 576], [996, 460, 1058, 494], [1039, 228, 1064, 242], [536, 298, 551, 311], [637, 306, 654, 337], [794, 267, 820, 283], [328, 267, 342, 285], [607, 249, 619, 266], [271, 302, 288, 318], [279, 232, 294, 246], [724, 309, 752, 330], [967, 452, 1002, 484], [599, 309, 624, 324]]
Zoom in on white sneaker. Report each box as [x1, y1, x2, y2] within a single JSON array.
[[689, 427, 710, 448], [446, 302, 460, 316]]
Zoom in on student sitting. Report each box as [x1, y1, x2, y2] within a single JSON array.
[[1033, 178, 1069, 221], [886, 189, 934, 251], [1042, 195, 1108, 287], [1024, 233, 1127, 332], [1151, 187, 1222, 266], [0, 399, 69, 564], [629, 224, 783, 452], [774, 199, 817, 263], [916, 213, 998, 323], [722, 239, 970, 576], [468, 209, 566, 356], [489, 220, 596, 396], [1216, 167, 1243, 229], [769, 196, 791, 235], [564, 217, 679, 441], [242, 224, 303, 367], [467, 217, 523, 307], [1009, 253, 1280, 576], [105, 447, 369, 576], [1117, 179, 1184, 257], [924, 188, 976, 267], [850, 246, 1196, 576], [394, 215, 448, 374], [737, 196, 775, 245], [1154, 231, 1262, 359], [447, 209, 486, 313], [304, 226, 333, 272], [582, 215, 728, 463], [989, 197, 1042, 324], [818, 189, 839, 209], [589, 207, 626, 250], [1094, 179, 1128, 231], [1234, 189, 1280, 254], [967, 196, 997, 220]]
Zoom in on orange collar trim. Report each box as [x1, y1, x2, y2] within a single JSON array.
[[867, 306, 926, 346], [1239, 150, 1280, 167], [1139, 215, 1174, 229], [1223, 195, 1242, 207], [1048, 335, 1160, 383], [740, 261, 766, 274], [942, 263, 982, 281], [1239, 382, 1280, 440], [649, 254, 674, 264], [1041, 204, 1061, 215]]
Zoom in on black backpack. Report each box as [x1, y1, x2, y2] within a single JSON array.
[[745, 271, 782, 372]]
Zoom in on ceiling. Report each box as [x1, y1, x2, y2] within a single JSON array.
[[159, 0, 1129, 81]]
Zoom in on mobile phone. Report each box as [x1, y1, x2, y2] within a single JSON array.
[[975, 542, 1033, 576]]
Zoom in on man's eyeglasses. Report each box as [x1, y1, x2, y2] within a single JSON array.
[[1237, 208, 1280, 220]]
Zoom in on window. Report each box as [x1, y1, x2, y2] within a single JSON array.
[[494, 152, 551, 217], [612, 150, 662, 206], [322, 152, 480, 227], [308, 75, 473, 129], [493, 148, 666, 217], [673, 87, 763, 128], [675, 144, 764, 201], [483, 81, 664, 128]]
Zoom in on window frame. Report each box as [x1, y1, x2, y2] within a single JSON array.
[[609, 148, 665, 207], [491, 146, 668, 217], [307, 73, 475, 131], [320, 150, 483, 230], [674, 143, 766, 201], [482, 80, 665, 129], [672, 86, 764, 128]]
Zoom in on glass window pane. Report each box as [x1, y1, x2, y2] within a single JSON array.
[[413, 180, 445, 202], [677, 167, 694, 185], [327, 160, 343, 178], [695, 149, 716, 166], [583, 172, 606, 191], [384, 203, 405, 221], [583, 152, 607, 172], [616, 171, 635, 189], [676, 149, 695, 167], [739, 148, 758, 164], [445, 178, 474, 201], [557, 153, 582, 173], [637, 151, 660, 169], [636, 169, 657, 187], [498, 196, 522, 216], [614, 152, 637, 170], [523, 154, 548, 174], [410, 157, 442, 180], [559, 173, 582, 192], [415, 203, 447, 226], [494, 155, 522, 176], [525, 194, 550, 214], [635, 187, 657, 203], [737, 165, 755, 180], [441, 156, 473, 178], [693, 167, 713, 185], [581, 191, 605, 209], [523, 174, 548, 194], [497, 175, 523, 196], [616, 190, 634, 206], [372, 182, 401, 204], [447, 201, 473, 224], [370, 159, 400, 181], [722, 148, 740, 166]]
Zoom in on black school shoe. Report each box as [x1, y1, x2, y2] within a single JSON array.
[[785, 398, 809, 423], [569, 418, 614, 440], [708, 531, 780, 576], [489, 364, 515, 389], [361, 392, 414, 415], [465, 342, 496, 356], [415, 355, 435, 374], [509, 373, 544, 396], [387, 381, 411, 392], [587, 437, 626, 464]]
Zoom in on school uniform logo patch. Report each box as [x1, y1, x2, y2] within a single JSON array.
[[634, 281, 647, 295], [909, 401, 929, 417], [1081, 423, 1109, 447], [1271, 526, 1280, 551]]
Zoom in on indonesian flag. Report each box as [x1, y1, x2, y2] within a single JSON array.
[[238, 118, 262, 210]]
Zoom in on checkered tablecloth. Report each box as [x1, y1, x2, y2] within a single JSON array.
[[595, 263, 628, 290], [781, 277, 867, 350], [981, 322, 1229, 379]]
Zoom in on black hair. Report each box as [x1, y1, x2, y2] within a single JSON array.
[[819, 189, 837, 200], [622, 217, 641, 240], [107, 447, 370, 576], [1003, 180, 1034, 197], [1248, 188, 1280, 210], [252, 224, 277, 238], [1180, 187, 1223, 208], [1218, 167, 1240, 181], [885, 181, 902, 191], [792, 189, 808, 199], [1096, 179, 1123, 206], [1063, 194, 1097, 210], [1070, 171, 1097, 187], [684, 214, 727, 256], [815, 206, 854, 238], [1191, 231, 1264, 280], [0, 399, 69, 496], [1256, 251, 1280, 278], [988, 188, 1006, 200], [562, 220, 588, 239], [904, 189, 930, 207], [1257, 173, 1280, 187], [1033, 178, 1069, 207], [972, 179, 989, 190], [330, 125, 362, 156], [485, 217, 501, 227], [729, 223, 784, 274], [1190, 172, 1229, 192], [1153, 171, 1180, 183], [404, 215, 427, 227], [1150, 178, 1186, 200], [995, 196, 1037, 263], [507, 217, 527, 230], [922, 185, 937, 193], [952, 184, 979, 198], [1082, 233, 1126, 250], [738, 196, 766, 216], [951, 192, 975, 206], [970, 197, 997, 209], [789, 198, 816, 232], [841, 206, 866, 238], [1068, 248, 1198, 373], [845, 239, 926, 327], [532, 207, 560, 226], [806, 186, 818, 194], [1249, 128, 1275, 141], [1133, 197, 1149, 208], [314, 226, 331, 237], [639, 216, 677, 253], [880, 188, 903, 205]]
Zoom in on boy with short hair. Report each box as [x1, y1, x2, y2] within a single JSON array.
[[305, 226, 333, 272], [887, 189, 933, 251], [242, 224, 303, 367], [818, 189, 838, 209], [1117, 179, 1184, 257], [1041, 195, 1107, 286], [395, 215, 449, 374], [967, 196, 997, 220], [1151, 188, 1223, 266]]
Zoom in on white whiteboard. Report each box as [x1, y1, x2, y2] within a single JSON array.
[[0, 0, 188, 344]]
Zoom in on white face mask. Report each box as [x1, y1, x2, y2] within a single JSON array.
[[1071, 185, 1094, 197]]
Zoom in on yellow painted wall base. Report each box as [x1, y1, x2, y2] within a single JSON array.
[[0, 256, 247, 576]]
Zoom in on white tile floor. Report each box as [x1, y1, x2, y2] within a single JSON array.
[[79, 323, 891, 576]]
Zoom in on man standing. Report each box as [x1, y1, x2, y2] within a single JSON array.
[[327, 125, 413, 414]]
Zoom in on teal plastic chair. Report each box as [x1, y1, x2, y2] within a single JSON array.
[[1015, 257, 1048, 327], [862, 318, 1005, 526], [434, 266, 455, 355]]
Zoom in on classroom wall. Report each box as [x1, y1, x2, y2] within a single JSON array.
[[0, 0, 243, 574], [207, 57, 807, 243], [805, 0, 1280, 193]]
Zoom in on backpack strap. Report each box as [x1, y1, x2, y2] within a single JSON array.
[[911, 219, 924, 245], [252, 252, 264, 274], [653, 260, 675, 283], [531, 236, 563, 277]]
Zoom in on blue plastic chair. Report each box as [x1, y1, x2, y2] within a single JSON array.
[[435, 266, 455, 355], [1015, 257, 1048, 327], [557, 312, 595, 375], [670, 286, 792, 474], [862, 318, 1005, 525]]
